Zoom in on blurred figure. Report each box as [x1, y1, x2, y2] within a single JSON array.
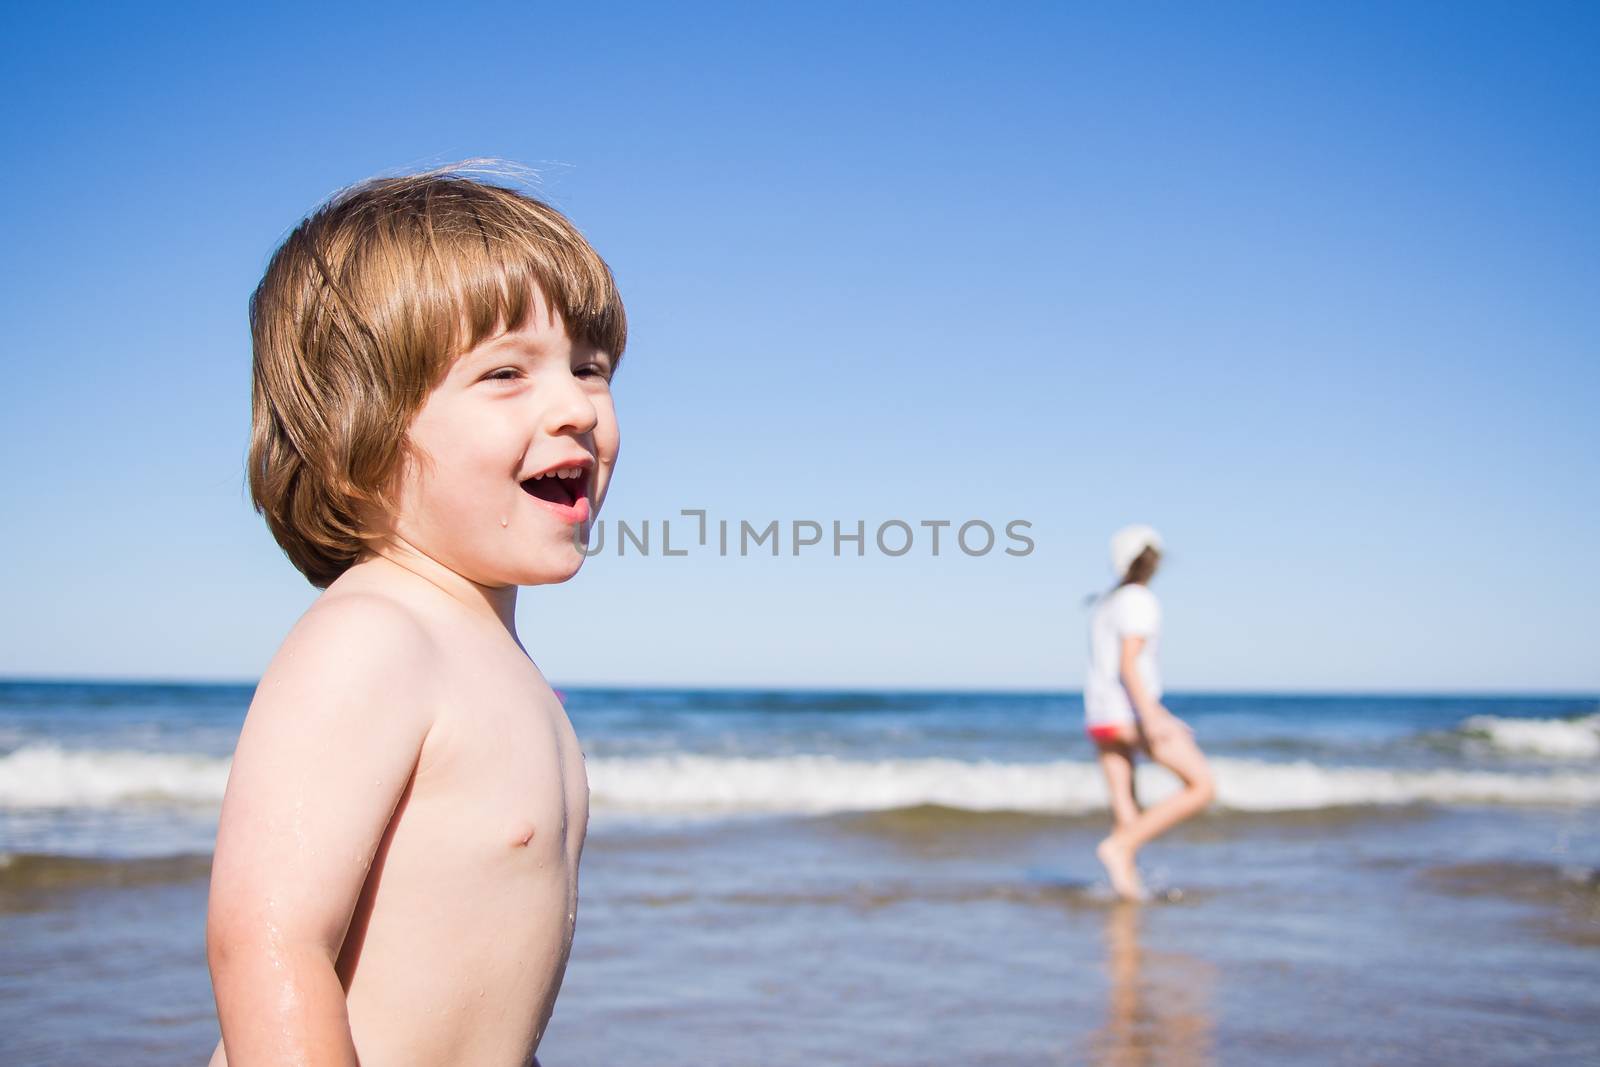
[[1084, 526, 1215, 900]]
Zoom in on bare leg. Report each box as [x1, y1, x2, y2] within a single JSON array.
[[1099, 727, 1215, 898], [1093, 733, 1146, 899], [1096, 744, 1142, 831]]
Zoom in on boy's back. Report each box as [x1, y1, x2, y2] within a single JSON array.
[[207, 168, 624, 1065]]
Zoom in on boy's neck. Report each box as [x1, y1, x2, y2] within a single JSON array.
[[354, 543, 519, 635]]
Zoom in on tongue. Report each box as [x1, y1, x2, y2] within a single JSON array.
[[523, 477, 574, 505]]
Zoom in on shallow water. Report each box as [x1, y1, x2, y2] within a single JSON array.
[[2, 683, 1597, 1065]]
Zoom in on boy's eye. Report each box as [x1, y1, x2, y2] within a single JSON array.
[[482, 364, 611, 385]]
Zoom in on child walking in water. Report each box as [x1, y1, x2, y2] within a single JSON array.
[[1084, 525, 1215, 900]]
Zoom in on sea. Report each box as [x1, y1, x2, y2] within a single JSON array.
[[2, 681, 1597, 1066]]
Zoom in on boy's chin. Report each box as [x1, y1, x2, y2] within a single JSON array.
[[501, 545, 588, 587]]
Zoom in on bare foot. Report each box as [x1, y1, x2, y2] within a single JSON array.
[[1096, 836, 1147, 901]]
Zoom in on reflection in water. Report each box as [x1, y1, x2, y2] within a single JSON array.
[[1088, 904, 1216, 1067]]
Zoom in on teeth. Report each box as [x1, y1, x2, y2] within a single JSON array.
[[532, 466, 585, 480]]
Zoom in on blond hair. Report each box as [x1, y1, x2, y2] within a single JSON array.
[[247, 165, 627, 587]]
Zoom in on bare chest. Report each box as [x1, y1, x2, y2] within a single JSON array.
[[407, 670, 590, 865]]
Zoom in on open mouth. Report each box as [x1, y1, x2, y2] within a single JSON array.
[[520, 465, 591, 517]]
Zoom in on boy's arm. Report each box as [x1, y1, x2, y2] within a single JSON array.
[[206, 596, 436, 1067]]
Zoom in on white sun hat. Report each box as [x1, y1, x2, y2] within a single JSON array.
[[1109, 524, 1163, 578]]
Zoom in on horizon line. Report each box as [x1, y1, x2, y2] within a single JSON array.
[[1, 674, 1596, 701]]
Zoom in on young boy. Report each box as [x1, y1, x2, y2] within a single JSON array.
[[206, 167, 625, 1066]]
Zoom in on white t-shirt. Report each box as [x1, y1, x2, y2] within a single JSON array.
[[1083, 583, 1162, 727]]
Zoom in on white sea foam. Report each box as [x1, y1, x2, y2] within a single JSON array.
[[0, 744, 231, 808], [1459, 714, 1600, 759], [585, 754, 1600, 815], [3, 745, 1596, 815]]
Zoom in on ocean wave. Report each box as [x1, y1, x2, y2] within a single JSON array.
[[586, 754, 1600, 815], [4, 745, 1596, 815], [0, 744, 231, 808], [1458, 714, 1600, 759]]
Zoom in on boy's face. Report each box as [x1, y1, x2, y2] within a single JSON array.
[[390, 291, 619, 587]]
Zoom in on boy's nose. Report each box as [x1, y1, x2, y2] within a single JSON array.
[[542, 376, 598, 437]]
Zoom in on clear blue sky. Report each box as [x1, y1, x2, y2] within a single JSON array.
[[1, 2, 1595, 691]]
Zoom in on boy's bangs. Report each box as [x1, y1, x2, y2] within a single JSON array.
[[431, 206, 627, 371]]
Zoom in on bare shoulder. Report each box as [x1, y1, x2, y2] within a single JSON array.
[[213, 588, 445, 957], [252, 588, 442, 736], [283, 587, 438, 661]]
